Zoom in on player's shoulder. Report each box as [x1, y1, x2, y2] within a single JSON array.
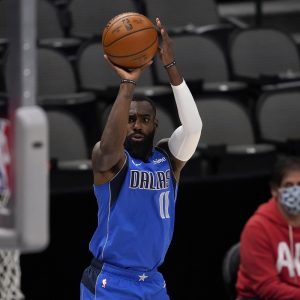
[[91, 141, 100, 156], [156, 138, 186, 181], [156, 138, 169, 153], [94, 141, 100, 148]]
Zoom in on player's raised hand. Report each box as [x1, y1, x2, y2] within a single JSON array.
[[156, 18, 175, 66], [104, 55, 153, 82]]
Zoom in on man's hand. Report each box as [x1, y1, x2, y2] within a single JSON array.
[[156, 18, 175, 66], [104, 55, 153, 82]]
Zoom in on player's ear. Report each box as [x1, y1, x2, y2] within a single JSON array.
[[154, 118, 158, 128]]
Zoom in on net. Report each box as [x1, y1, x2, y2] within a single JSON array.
[[0, 249, 24, 300]]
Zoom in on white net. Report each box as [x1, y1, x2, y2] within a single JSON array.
[[0, 249, 24, 300]]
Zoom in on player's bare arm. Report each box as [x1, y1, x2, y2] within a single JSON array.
[[92, 56, 152, 184]]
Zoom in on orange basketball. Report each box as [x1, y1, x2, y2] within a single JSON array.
[[102, 12, 159, 69]]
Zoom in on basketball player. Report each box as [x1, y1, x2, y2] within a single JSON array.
[[80, 18, 203, 300]]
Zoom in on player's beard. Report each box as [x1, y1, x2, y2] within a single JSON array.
[[124, 130, 155, 161]]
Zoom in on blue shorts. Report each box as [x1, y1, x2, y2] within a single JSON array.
[[80, 258, 170, 300]]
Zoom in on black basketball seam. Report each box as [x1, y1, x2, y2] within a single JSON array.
[[105, 12, 143, 30], [106, 35, 158, 58], [103, 13, 155, 46], [103, 12, 145, 41], [104, 27, 157, 48]]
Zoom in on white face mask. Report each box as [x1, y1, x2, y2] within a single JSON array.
[[279, 186, 300, 216]]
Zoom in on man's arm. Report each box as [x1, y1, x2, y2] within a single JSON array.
[[156, 18, 202, 178], [92, 83, 134, 171], [92, 56, 152, 184]]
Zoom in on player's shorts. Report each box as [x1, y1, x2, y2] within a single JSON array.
[[80, 258, 170, 300]]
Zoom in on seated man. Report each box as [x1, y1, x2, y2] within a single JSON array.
[[236, 155, 300, 300]]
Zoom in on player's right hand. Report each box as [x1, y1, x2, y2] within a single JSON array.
[[104, 55, 153, 82]]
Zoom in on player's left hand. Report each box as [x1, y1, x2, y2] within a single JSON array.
[[156, 18, 175, 66]]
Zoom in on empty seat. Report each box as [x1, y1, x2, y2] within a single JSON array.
[[229, 27, 300, 90], [38, 47, 77, 95], [145, 0, 222, 30], [37, 0, 81, 51], [0, 0, 8, 52], [69, 0, 139, 40], [2, 47, 96, 137], [222, 242, 240, 300], [47, 109, 93, 194], [143, 0, 247, 46], [47, 110, 88, 161], [154, 34, 247, 96], [182, 95, 277, 179], [0, 0, 81, 55], [196, 96, 255, 146], [35, 47, 95, 105], [256, 88, 300, 154]]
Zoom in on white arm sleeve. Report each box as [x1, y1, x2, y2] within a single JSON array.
[[168, 79, 202, 161]]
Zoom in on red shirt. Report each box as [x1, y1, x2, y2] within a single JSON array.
[[237, 198, 300, 300]]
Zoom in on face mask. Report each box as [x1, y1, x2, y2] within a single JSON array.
[[279, 186, 300, 216]]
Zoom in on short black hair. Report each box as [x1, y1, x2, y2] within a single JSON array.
[[132, 94, 156, 117], [270, 155, 300, 188]]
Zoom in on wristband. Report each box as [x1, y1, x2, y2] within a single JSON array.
[[121, 79, 136, 85], [164, 60, 176, 69]]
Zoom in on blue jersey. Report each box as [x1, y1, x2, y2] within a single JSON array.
[[89, 147, 178, 272]]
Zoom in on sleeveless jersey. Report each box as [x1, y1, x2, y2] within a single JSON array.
[[89, 147, 178, 272]]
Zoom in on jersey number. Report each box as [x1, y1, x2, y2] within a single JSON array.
[[159, 191, 170, 219]]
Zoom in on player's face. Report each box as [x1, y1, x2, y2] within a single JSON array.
[[124, 101, 157, 160]]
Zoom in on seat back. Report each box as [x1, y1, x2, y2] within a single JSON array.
[[154, 34, 229, 85], [230, 28, 300, 79], [37, 47, 77, 95], [256, 89, 300, 143], [193, 96, 278, 177], [47, 110, 88, 161], [195, 96, 255, 146], [183, 96, 277, 178], [69, 0, 139, 39], [144, 0, 220, 30], [222, 242, 240, 300], [4, 47, 77, 95], [37, 0, 65, 39], [0, 0, 7, 40], [0, 0, 66, 39]]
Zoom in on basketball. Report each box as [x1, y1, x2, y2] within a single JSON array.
[[102, 12, 159, 69]]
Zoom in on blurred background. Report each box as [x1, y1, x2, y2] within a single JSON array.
[[1, 0, 300, 299]]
